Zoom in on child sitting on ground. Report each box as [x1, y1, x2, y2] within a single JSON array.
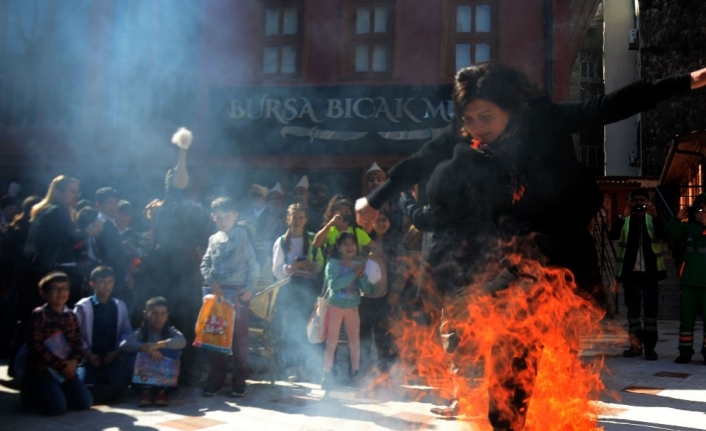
[[24, 272, 93, 415], [73, 266, 133, 400], [120, 296, 186, 407]]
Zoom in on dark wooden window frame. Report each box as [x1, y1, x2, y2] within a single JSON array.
[[340, 0, 396, 80], [440, 0, 499, 81], [252, 0, 305, 80]]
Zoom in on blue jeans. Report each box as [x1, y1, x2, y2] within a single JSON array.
[[79, 358, 131, 386], [26, 375, 93, 415]]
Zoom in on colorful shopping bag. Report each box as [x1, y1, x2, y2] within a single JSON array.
[[132, 352, 180, 387], [193, 294, 235, 355], [306, 296, 329, 344]]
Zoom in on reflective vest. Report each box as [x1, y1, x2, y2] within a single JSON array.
[[615, 214, 665, 277]]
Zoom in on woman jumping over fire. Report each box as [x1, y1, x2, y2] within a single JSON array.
[[356, 63, 706, 430]]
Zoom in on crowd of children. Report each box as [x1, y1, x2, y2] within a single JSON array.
[[18, 265, 186, 414], [0, 161, 423, 416]]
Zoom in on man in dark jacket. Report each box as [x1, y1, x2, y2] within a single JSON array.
[[609, 188, 666, 360]]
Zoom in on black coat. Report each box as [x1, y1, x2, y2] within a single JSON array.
[[25, 204, 84, 272], [371, 75, 691, 292]]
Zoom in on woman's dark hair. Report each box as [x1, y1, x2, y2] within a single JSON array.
[[452, 62, 541, 118], [330, 231, 358, 260], [10, 195, 41, 228], [77, 207, 100, 230], [75, 199, 93, 212], [321, 194, 356, 228]]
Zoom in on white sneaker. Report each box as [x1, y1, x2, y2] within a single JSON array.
[[286, 367, 299, 382]]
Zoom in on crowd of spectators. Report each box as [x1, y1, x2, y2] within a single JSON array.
[[0, 160, 423, 415]]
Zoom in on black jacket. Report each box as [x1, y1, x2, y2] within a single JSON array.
[[25, 205, 84, 271], [368, 75, 690, 218], [372, 75, 690, 292]]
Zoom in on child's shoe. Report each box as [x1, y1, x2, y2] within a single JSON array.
[[138, 388, 152, 407], [229, 384, 248, 398], [154, 389, 169, 406], [286, 367, 299, 382], [349, 370, 361, 387], [203, 387, 220, 397], [320, 371, 334, 390]]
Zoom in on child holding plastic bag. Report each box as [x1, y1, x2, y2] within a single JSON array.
[[320, 232, 375, 390], [199, 197, 260, 398]]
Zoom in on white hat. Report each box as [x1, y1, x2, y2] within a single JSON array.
[[269, 182, 284, 196], [366, 162, 385, 176], [294, 175, 309, 190]]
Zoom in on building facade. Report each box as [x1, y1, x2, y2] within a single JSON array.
[[0, 0, 598, 197]]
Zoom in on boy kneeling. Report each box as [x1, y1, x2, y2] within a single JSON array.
[[120, 297, 186, 407], [74, 266, 133, 401], [24, 272, 93, 415]]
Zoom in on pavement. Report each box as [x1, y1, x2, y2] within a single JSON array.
[[1, 319, 705, 431]]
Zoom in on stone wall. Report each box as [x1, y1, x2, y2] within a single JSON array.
[[638, 0, 706, 176]]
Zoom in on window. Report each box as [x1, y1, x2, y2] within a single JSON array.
[[442, 1, 498, 79], [342, 0, 395, 78], [580, 60, 596, 80], [680, 163, 703, 209], [259, 1, 303, 77]]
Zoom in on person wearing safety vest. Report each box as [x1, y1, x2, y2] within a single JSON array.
[[609, 188, 666, 361], [665, 193, 706, 364]]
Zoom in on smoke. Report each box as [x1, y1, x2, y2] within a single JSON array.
[[0, 0, 206, 206]]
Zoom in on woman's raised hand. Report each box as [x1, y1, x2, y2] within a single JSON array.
[[690, 67, 706, 90]]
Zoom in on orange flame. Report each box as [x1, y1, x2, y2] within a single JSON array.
[[390, 252, 607, 430]]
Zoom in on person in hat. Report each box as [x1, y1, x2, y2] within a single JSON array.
[[363, 163, 404, 239], [306, 183, 329, 233], [608, 188, 665, 361], [291, 176, 309, 207], [666, 193, 706, 364], [364, 163, 386, 195], [241, 184, 268, 226], [257, 183, 288, 249]]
